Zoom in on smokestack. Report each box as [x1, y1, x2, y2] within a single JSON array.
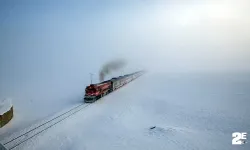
[[99, 59, 127, 82]]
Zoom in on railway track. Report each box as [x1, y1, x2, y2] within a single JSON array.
[[1, 103, 91, 150], [1, 72, 145, 150]]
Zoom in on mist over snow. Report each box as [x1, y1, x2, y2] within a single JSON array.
[[2, 73, 250, 150], [0, 0, 250, 149]]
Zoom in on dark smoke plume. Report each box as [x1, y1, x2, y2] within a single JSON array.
[[99, 59, 127, 82]]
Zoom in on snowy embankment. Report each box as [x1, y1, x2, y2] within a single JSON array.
[[0, 98, 13, 128], [0, 99, 12, 116], [1, 73, 250, 150]]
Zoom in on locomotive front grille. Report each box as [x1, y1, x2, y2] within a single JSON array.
[[84, 96, 96, 103]]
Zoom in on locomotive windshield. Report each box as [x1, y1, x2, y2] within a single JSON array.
[[85, 86, 96, 94]]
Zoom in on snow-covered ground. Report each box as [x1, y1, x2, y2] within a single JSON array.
[[1, 72, 249, 150], [0, 84, 86, 140]]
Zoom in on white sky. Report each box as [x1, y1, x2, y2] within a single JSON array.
[[0, 0, 249, 92]]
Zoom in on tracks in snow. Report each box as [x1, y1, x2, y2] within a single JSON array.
[[1, 103, 91, 150], [1, 74, 145, 150]]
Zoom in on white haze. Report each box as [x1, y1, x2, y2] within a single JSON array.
[[0, 0, 249, 137]]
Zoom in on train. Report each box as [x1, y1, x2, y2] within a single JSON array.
[[84, 71, 144, 103]]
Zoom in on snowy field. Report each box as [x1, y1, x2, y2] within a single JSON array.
[[1, 0, 250, 149], [1, 72, 249, 150]]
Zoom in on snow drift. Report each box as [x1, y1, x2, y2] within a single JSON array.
[[0, 98, 12, 116], [0, 98, 13, 128]]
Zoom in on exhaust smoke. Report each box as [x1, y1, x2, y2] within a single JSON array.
[[99, 59, 127, 82]]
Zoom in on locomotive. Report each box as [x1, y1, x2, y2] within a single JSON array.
[[84, 71, 144, 103]]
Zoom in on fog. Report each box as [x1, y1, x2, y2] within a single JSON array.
[[0, 0, 249, 118]]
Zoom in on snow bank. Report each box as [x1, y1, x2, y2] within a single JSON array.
[[0, 98, 12, 116], [0, 98, 13, 128]]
